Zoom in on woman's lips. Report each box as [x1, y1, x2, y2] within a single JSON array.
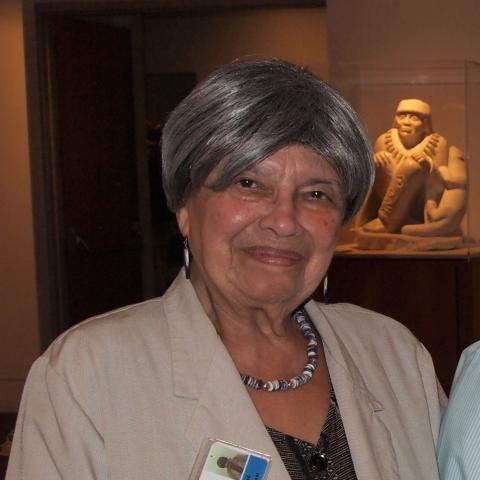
[[243, 246, 303, 266]]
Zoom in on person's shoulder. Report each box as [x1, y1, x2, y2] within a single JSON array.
[[309, 302, 441, 399], [455, 340, 480, 378], [44, 296, 169, 374], [374, 130, 393, 149], [460, 339, 480, 358], [311, 301, 422, 350], [430, 131, 448, 148], [38, 273, 202, 379], [61, 295, 166, 339], [319, 301, 412, 332]]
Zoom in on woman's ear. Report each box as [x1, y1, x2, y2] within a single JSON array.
[[176, 206, 190, 238]]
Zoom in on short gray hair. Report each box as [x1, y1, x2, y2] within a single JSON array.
[[162, 58, 374, 223]]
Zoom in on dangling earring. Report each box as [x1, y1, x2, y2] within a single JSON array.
[[323, 275, 329, 303], [183, 238, 191, 279]]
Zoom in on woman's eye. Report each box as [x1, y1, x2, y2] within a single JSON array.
[[237, 178, 258, 189], [308, 190, 328, 201]]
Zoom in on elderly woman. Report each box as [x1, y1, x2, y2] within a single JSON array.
[[7, 59, 445, 480]]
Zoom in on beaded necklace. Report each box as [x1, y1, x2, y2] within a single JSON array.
[[240, 310, 319, 392]]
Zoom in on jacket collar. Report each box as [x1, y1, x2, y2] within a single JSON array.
[[162, 273, 218, 399], [305, 301, 399, 480], [163, 273, 291, 479]]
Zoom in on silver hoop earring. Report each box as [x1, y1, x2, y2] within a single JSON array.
[[323, 275, 329, 303], [183, 238, 191, 279]]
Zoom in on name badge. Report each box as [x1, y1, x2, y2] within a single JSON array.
[[189, 438, 271, 480]]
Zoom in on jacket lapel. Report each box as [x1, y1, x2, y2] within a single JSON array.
[[163, 274, 291, 479], [306, 301, 399, 480], [184, 344, 291, 480]]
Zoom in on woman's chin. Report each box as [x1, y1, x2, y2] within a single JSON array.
[[234, 276, 308, 308]]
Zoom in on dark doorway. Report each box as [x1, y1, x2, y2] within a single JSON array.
[[52, 16, 143, 328]]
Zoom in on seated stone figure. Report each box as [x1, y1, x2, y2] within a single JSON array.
[[359, 99, 467, 244]]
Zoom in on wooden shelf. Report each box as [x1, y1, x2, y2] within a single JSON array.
[[314, 254, 480, 393]]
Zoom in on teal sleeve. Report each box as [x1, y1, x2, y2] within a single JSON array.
[[437, 341, 480, 480]]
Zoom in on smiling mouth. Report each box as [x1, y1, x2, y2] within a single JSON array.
[[243, 246, 303, 266]]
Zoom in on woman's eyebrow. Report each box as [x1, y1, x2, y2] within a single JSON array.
[[301, 178, 342, 189]]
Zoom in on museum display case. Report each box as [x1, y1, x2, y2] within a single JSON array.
[[331, 61, 480, 258]]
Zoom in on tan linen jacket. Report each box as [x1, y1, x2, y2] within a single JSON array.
[[7, 273, 445, 480]]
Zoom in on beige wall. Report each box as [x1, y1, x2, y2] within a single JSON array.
[[328, 0, 480, 65], [0, 0, 41, 411], [144, 7, 328, 80]]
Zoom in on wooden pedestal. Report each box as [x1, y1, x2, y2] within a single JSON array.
[[314, 250, 480, 393]]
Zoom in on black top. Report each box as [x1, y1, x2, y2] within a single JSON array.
[[266, 388, 357, 480]]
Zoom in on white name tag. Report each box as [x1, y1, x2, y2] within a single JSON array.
[[189, 438, 271, 480]]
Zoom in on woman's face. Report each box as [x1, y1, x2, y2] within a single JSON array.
[[176, 145, 344, 312]]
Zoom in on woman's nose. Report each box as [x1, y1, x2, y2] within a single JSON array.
[[259, 195, 300, 237]]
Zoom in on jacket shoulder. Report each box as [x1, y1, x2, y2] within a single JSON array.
[[309, 301, 446, 409], [44, 296, 170, 376], [316, 302, 418, 343], [308, 301, 435, 375]]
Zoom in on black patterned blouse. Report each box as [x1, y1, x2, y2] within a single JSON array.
[[266, 388, 357, 480]]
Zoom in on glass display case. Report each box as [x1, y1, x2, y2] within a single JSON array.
[[331, 61, 480, 258]]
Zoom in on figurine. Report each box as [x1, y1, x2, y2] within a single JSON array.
[[357, 99, 467, 250]]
